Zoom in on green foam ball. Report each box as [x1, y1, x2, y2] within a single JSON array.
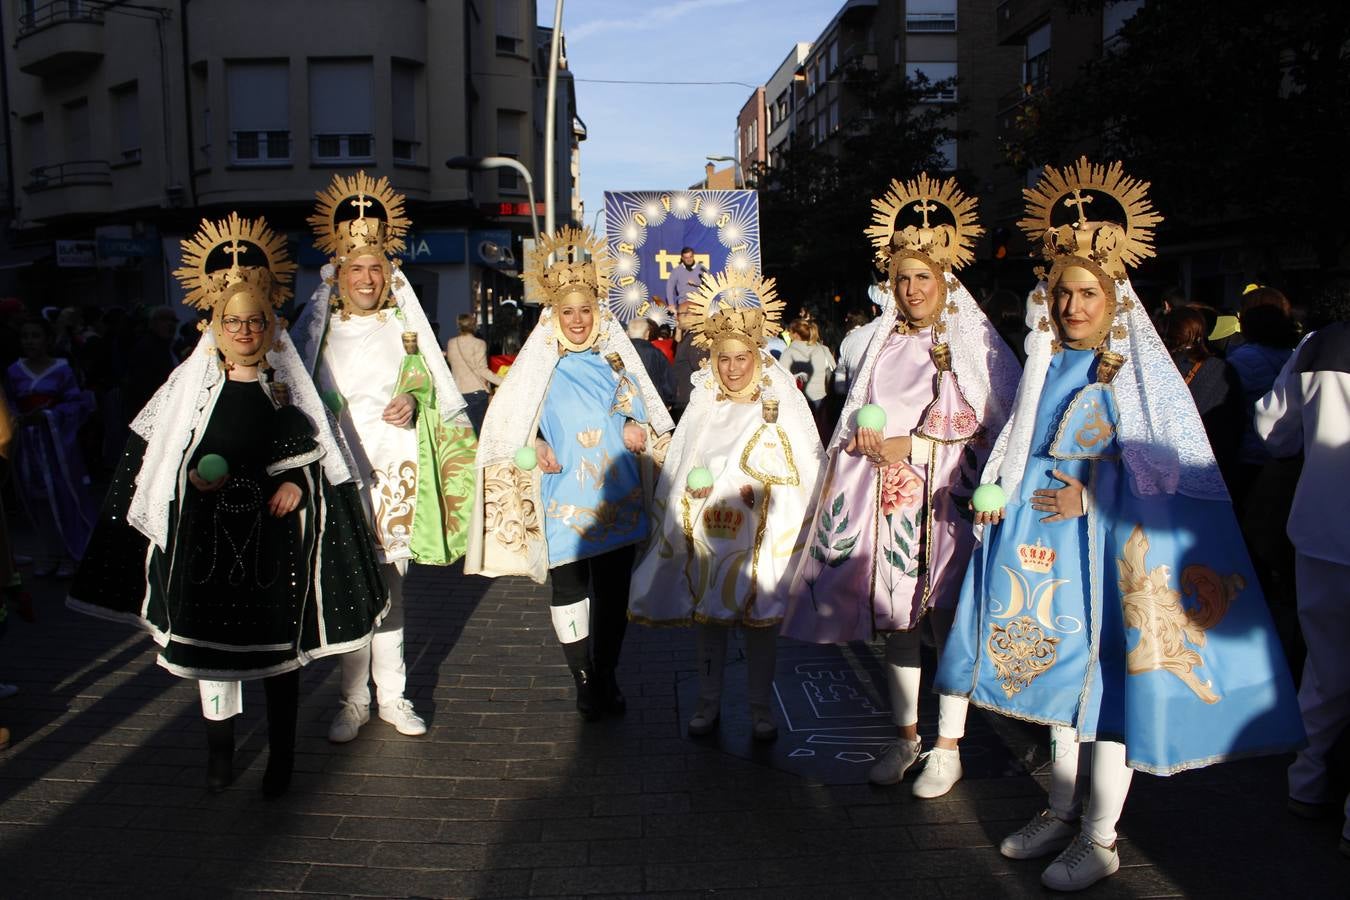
[[686, 466, 714, 491], [197, 453, 229, 483], [514, 446, 538, 471], [856, 403, 887, 431], [972, 484, 1007, 513]]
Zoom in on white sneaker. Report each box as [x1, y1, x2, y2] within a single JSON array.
[[1000, 809, 1078, 859], [327, 701, 369, 743], [1040, 832, 1120, 891], [378, 698, 427, 736], [868, 738, 922, 785], [750, 706, 778, 742], [687, 699, 720, 736], [912, 746, 963, 799]]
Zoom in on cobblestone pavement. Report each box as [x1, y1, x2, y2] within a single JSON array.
[[0, 556, 1345, 898]]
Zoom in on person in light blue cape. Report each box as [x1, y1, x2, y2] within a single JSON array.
[[465, 227, 674, 722], [935, 159, 1304, 892]]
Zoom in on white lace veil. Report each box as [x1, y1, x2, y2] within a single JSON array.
[[834, 273, 1021, 452], [980, 276, 1228, 501], [127, 329, 357, 550], [475, 310, 675, 468]]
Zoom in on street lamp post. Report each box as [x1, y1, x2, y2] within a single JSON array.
[[445, 155, 542, 244], [706, 155, 745, 190], [544, 0, 565, 236]]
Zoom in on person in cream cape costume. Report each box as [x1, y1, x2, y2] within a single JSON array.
[[629, 270, 824, 740]]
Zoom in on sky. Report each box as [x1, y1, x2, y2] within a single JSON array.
[[539, 0, 839, 234]]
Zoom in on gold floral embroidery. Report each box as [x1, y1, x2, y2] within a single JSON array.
[[482, 461, 542, 554], [987, 558, 1075, 697], [988, 617, 1061, 698], [371, 459, 417, 551], [545, 486, 643, 541], [1118, 525, 1240, 704], [434, 422, 475, 534]]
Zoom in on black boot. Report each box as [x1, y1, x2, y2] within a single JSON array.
[[205, 716, 235, 793], [595, 666, 626, 716], [261, 671, 299, 799], [570, 666, 603, 722]]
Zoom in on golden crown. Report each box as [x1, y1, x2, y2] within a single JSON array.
[[1017, 539, 1057, 574], [308, 171, 410, 262], [174, 212, 295, 313], [866, 173, 983, 273], [523, 226, 611, 308], [1019, 157, 1162, 281], [684, 270, 783, 350], [702, 502, 745, 540]]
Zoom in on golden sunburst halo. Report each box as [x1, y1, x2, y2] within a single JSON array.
[[1019, 157, 1163, 276], [308, 170, 410, 260], [865, 173, 982, 272], [522, 226, 612, 308], [684, 269, 783, 349], [173, 211, 295, 312]]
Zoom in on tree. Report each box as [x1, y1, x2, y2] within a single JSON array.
[[755, 63, 967, 319], [1004, 1, 1350, 272]]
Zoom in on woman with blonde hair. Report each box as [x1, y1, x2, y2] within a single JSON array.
[[446, 312, 502, 434]]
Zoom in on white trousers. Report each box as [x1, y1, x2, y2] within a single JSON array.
[[882, 607, 969, 739], [1288, 553, 1350, 836], [1046, 725, 1135, 845], [340, 562, 408, 708]]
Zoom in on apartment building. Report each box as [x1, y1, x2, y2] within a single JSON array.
[[735, 86, 765, 185], [763, 42, 810, 172], [743, 1, 1019, 261], [2, 0, 583, 329]]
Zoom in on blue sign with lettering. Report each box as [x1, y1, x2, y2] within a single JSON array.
[[297, 229, 467, 266], [603, 190, 761, 322]]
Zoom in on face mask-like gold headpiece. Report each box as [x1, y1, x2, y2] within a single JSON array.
[[309, 171, 411, 314], [866, 173, 982, 276], [174, 212, 295, 367], [1022, 158, 1163, 352], [684, 270, 781, 401]]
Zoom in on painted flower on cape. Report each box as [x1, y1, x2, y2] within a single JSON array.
[[880, 463, 923, 516]]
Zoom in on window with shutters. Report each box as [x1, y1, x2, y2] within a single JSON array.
[[111, 82, 141, 164], [227, 60, 290, 165], [310, 58, 374, 164]]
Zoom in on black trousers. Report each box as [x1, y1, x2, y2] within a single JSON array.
[[549, 544, 635, 670]]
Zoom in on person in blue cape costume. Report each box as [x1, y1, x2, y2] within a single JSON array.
[[934, 159, 1304, 891], [465, 227, 674, 720]]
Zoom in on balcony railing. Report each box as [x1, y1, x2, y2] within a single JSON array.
[[25, 159, 111, 191], [230, 131, 291, 165], [906, 12, 957, 33], [18, 0, 104, 35], [312, 132, 374, 164]]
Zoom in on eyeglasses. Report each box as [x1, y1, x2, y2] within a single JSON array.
[[221, 316, 267, 334]]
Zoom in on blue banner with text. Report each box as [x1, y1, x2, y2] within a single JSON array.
[[603, 190, 760, 322]]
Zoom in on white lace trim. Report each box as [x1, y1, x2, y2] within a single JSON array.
[[834, 273, 1021, 452], [983, 278, 1227, 501], [475, 312, 674, 468], [127, 330, 355, 550]]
